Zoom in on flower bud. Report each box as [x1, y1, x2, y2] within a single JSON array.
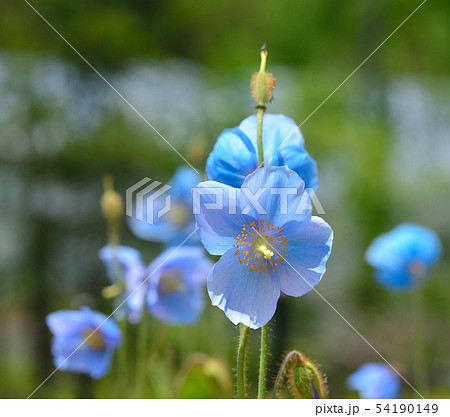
[[250, 45, 275, 107], [288, 357, 328, 399], [101, 175, 123, 222], [273, 350, 328, 399], [251, 71, 275, 104]]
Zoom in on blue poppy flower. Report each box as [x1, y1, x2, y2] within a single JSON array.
[[98, 245, 147, 324], [128, 166, 201, 246], [194, 166, 333, 329], [147, 246, 213, 325], [365, 224, 442, 291], [46, 307, 122, 379], [206, 114, 318, 190], [347, 363, 401, 399]]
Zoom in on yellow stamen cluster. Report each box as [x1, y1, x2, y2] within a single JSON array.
[[158, 268, 187, 295], [82, 328, 106, 351], [234, 218, 288, 274]]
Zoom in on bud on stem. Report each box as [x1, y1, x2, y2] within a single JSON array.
[[272, 350, 328, 399], [251, 44, 275, 168], [101, 174, 123, 245]]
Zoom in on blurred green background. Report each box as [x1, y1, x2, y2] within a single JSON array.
[[0, 0, 449, 398]]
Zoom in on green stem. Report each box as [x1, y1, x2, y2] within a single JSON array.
[[237, 324, 250, 399], [412, 287, 428, 397], [258, 324, 269, 399], [256, 109, 265, 167], [255, 46, 269, 399], [118, 319, 129, 398], [255, 46, 268, 168], [136, 315, 149, 397]]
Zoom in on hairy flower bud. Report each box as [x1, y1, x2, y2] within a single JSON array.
[[250, 44, 275, 107], [288, 357, 328, 399], [273, 350, 328, 399], [251, 71, 275, 104]]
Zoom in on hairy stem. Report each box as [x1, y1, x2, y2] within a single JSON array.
[[258, 324, 269, 398], [272, 350, 304, 398], [237, 324, 250, 399]]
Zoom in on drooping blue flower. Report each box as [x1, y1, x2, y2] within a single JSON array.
[[98, 245, 147, 324], [347, 363, 401, 399], [206, 114, 318, 190], [128, 166, 201, 246], [365, 224, 442, 291], [46, 307, 122, 379], [194, 166, 333, 329], [146, 246, 213, 325]]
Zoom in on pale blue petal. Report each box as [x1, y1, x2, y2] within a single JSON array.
[[207, 114, 319, 190], [207, 248, 280, 329], [194, 180, 249, 255], [146, 247, 211, 325], [206, 128, 257, 188], [240, 166, 311, 227], [277, 217, 333, 297]]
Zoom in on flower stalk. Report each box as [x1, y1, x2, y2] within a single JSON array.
[[237, 323, 250, 398], [258, 324, 269, 398], [254, 45, 273, 399], [412, 287, 428, 396], [252, 44, 272, 168]]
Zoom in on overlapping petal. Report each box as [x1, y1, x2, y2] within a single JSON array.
[[207, 248, 280, 329], [276, 217, 333, 297], [46, 307, 121, 379], [206, 114, 318, 190], [146, 247, 212, 325]]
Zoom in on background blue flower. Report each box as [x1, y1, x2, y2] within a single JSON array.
[[128, 166, 201, 246], [365, 223, 442, 291], [347, 362, 401, 399], [146, 246, 212, 325], [195, 166, 333, 329], [206, 113, 318, 190], [46, 307, 122, 379], [98, 245, 147, 324]]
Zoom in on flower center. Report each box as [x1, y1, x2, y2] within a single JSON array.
[[158, 267, 187, 295], [82, 327, 106, 351], [234, 219, 288, 274]]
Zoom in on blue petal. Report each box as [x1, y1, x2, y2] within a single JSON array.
[[239, 114, 305, 163], [374, 268, 414, 291], [46, 310, 85, 335], [277, 216, 333, 297], [194, 180, 249, 255], [52, 336, 115, 379], [366, 223, 442, 290], [207, 248, 280, 329], [206, 128, 258, 189], [146, 247, 211, 325], [170, 166, 202, 201], [207, 114, 319, 190], [98, 246, 147, 324], [47, 308, 121, 379], [240, 166, 312, 227], [127, 166, 200, 245], [347, 363, 401, 399], [148, 286, 204, 325]]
